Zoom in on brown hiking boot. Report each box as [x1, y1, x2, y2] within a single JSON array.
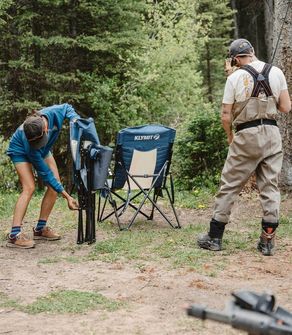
[[257, 229, 275, 256], [33, 226, 61, 241], [6, 232, 35, 249]]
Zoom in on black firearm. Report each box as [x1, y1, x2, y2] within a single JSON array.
[[187, 291, 292, 335]]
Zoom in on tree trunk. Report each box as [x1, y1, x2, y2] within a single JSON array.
[[206, 43, 213, 103], [272, 0, 292, 190], [264, 0, 274, 61]]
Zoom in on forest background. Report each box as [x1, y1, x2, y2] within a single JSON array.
[[0, 0, 291, 193]]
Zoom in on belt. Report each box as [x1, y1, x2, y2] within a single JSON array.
[[235, 119, 277, 133]]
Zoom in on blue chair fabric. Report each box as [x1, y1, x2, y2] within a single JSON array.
[[70, 117, 112, 244], [98, 124, 180, 230]]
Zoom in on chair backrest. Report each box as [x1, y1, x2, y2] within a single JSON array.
[[112, 124, 176, 189], [70, 118, 112, 191], [70, 118, 100, 171]]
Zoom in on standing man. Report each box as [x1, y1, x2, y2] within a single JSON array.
[[197, 39, 291, 256], [6, 103, 80, 249]]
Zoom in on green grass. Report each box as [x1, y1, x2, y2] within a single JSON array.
[[0, 292, 19, 309], [38, 255, 80, 264], [0, 290, 122, 314], [2, 190, 292, 272], [174, 188, 214, 209], [23, 290, 122, 314], [88, 223, 229, 275], [0, 190, 76, 240]]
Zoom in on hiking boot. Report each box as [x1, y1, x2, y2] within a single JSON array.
[[197, 233, 222, 251], [257, 230, 275, 256], [33, 226, 61, 241], [6, 232, 35, 249]]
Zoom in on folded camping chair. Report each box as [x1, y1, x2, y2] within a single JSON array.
[[70, 118, 113, 244], [97, 124, 181, 230]]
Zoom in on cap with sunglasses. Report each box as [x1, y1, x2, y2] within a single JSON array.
[[23, 115, 48, 150]]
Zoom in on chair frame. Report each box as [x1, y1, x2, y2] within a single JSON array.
[[72, 143, 96, 244], [97, 142, 181, 230]]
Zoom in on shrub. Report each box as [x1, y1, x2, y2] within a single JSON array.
[[0, 136, 18, 190], [173, 109, 228, 189]]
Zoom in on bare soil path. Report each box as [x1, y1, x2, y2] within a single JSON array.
[[0, 192, 292, 335]]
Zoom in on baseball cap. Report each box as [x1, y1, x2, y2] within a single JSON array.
[[23, 115, 48, 149], [228, 39, 254, 58]]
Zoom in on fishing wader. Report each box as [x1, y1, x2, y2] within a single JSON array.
[[198, 64, 282, 255]]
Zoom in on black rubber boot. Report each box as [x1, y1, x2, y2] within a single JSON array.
[[197, 233, 222, 251], [197, 219, 226, 251], [257, 230, 276, 256], [257, 220, 278, 256]]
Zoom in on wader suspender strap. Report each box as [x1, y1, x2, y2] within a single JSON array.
[[241, 64, 273, 97]]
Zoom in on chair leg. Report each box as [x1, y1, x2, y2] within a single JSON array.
[[92, 193, 96, 242], [108, 191, 122, 230], [164, 187, 181, 228], [149, 190, 159, 220], [77, 209, 84, 244]]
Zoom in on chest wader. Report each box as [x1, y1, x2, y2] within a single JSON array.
[[198, 63, 282, 254]]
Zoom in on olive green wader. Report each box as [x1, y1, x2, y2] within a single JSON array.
[[213, 64, 282, 224], [198, 63, 282, 255]]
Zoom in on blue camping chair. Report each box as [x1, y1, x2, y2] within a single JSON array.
[[98, 124, 181, 230], [70, 118, 113, 244]]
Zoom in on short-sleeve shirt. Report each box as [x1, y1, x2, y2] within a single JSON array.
[[222, 60, 288, 104]]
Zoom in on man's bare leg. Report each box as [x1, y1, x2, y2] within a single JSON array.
[[7, 162, 36, 248], [12, 162, 35, 227], [33, 155, 62, 240], [38, 155, 61, 221]]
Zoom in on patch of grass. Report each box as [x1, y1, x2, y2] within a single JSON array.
[[38, 256, 63, 264], [0, 292, 19, 309], [0, 191, 19, 219], [22, 290, 122, 314], [38, 255, 80, 264], [0, 290, 121, 315], [0, 190, 77, 237], [88, 223, 228, 275], [279, 215, 292, 237], [174, 189, 214, 209]]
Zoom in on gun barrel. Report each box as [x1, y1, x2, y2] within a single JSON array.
[[187, 304, 292, 335], [187, 305, 230, 324]]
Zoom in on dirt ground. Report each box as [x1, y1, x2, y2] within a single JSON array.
[[1, 192, 292, 335]]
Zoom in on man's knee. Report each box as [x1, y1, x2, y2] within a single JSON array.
[[22, 184, 35, 198]]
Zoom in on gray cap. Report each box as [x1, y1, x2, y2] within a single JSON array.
[[228, 39, 254, 58], [23, 115, 48, 150]]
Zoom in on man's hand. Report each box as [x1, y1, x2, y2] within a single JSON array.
[[227, 132, 234, 145], [224, 58, 237, 77], [67, 196, 79, 210], [61, 190, 79, 210]]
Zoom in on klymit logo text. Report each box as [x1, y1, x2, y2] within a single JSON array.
[[134, 134, 160, 141]]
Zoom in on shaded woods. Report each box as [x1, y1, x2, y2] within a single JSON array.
[[0, 0, 291, 190]]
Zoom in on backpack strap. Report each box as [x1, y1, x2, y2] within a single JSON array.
[[241, 63, 273, 97]]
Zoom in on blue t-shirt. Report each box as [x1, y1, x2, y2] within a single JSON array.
[[7, 103, 80, 193]]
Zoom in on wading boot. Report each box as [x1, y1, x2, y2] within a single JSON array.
[[197, 233, 222, 251], [197, 218, 225, 251], [257, 229, 275, 256]]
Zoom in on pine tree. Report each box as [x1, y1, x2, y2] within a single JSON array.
[[197, 0, 234, 103], [0, 0, 147, 186]]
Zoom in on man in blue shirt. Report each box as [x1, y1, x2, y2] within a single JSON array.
[[6, 103, 80, 249]]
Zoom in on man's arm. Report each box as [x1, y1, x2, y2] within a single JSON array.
[[277, 89, 291, 113], [29, 151, 79, 210], [221, 103, 234, 144], [64, 103, 80, 121]]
